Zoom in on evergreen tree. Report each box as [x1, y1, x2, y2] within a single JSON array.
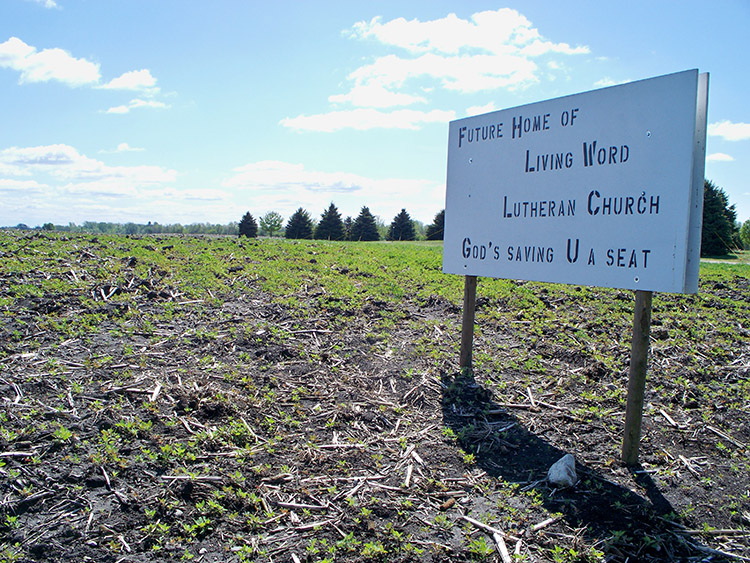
[[425, 209, 445, 241], [238, 212, 258, 238], [314, 203, 345, 240], [740, 219, 750, 250], [388, 208, 416, 241], [285, 208, 314, 239], [701, 180, 738, 256], [350, 206, 380, 241], [343, 216, 353, 241], [260, 211, 284, 237]]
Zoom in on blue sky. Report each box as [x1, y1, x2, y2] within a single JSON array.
[[1, 0, 748, 228]]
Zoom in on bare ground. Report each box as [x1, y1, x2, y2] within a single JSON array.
[[0, 232, 748, 562]]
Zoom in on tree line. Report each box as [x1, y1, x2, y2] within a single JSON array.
[[236, 181, 747, 254], [239, 205, 445, 242], [5, 207, 446, 242], [5, 179, 747, 253], [237, 183, 746, 253], [2, 221, 240, 236]]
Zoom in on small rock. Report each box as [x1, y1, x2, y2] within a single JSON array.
[[547, 454, 577, 488], [440, 498, 456, 511]]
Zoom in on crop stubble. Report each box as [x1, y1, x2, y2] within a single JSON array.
[[0, 232, 748, 562]]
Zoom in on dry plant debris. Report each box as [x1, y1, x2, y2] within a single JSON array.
[[0, 232, 748, 562]]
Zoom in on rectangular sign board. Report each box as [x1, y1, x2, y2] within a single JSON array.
[[443, 70, 709, 293]]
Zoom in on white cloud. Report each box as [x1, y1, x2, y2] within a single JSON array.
[[128, 99, 168, 110], [62, 180, 139, 198], [348, 13, 469, 55], [116, 142, 144, 152], [281, 108, 455, 132], [329, 83, 426, 108], [105, 105, 130, 115], [346, 52, 540, 94], [708, 120, 750, 142], [0, 38, 169, 113], [593, 77, 631, 88], [0, 143, 184, 225], [100, 69, 158, 93], [0, 178, 47, 193], [221, 160, 443, 222], [105, 98, 169, 114], [99, 143, 146, 154], [348, 10, 588, 58], [344, 11, 588, 96], [0, 162, 30, 176], [707, 152, 734, 162], [286, 9, 588, 131], [0, 144, 175, 184], [224, 161, 365, 193], [1, 144, 80, 168], [161, 188, 228, 201], [0, 37, 100, 86], [26, 0, 59, 9], [466, 102, 497, 117], [184, 189, 227, 201], [99, 143, 145, 154]]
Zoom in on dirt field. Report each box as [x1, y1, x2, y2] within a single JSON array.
[[1, 232, 748, 562]]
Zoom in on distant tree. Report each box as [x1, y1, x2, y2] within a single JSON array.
[[238, 212, 258, 238], [425, 209, 445, 241], [740, 219, 750, 250], [702, 180, 739, 256], [51, 221, 236, 235], [388, 208, 416, 241], [285, 208, 314, 239], [412, 219, 425, 240], [376, 217, 388, 240], [260, 211, 284, 237], [144, 221, 162, 235], [350, 206, 380, 241], [41, 222, 54, 231], [314, 203, 345, 241], [343, 216, 353, 241]]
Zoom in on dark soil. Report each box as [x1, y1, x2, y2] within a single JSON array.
[[0, 232, 748, 562]]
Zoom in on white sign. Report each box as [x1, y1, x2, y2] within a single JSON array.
[[443, 70, 709, 293]]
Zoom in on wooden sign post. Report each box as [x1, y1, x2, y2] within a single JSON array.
[[459, 275, 478, 374], [622, 290, 654, 465]]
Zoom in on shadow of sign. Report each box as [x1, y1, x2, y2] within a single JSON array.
[[441, 372, 724, 562]]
